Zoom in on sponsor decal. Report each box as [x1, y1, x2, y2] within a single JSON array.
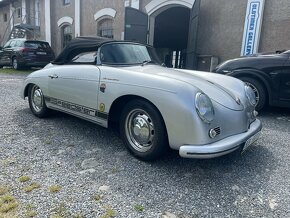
[[46, 97, 108, 120], [99, 103, 105, 112], [100, 83, 106, 93]]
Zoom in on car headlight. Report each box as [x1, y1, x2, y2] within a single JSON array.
[[245, 85, 256, 106], [195, 93, 214, 123]]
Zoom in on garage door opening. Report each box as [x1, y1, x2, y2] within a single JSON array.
[[152, 7, 190, 68]]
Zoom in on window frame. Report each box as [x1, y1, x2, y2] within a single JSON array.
[[3, 13, 7, 22], [63, 0, 70, 5], [97, 18, 114, 39], [61, 25, 73, 49], [16, 8, 22, 18]]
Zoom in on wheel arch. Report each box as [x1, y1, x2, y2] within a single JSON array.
[[23, 83, 34, 98], [108, 94, 168, 134], [230, 69, 273, 104]]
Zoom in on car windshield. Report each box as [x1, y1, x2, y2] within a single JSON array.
[[100, 43, 161, 65], [282, 50, 290, 54]]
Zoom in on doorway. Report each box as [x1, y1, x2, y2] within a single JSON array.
[[152, 7, 190, 68]]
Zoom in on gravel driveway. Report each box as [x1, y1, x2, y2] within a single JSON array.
[[0, 72, 290, 218]]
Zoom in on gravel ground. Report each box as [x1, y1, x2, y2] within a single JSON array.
[[0, 72, 290, 218]]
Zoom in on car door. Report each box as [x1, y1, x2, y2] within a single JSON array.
[[0, 40, 12, 65], [47, 51, 104, 125], [279, 54, 290, 102]]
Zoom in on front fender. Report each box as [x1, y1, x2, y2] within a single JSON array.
[[228, 69, 274, 103]]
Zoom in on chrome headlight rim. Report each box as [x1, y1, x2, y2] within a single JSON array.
[[195, 92, 215, 123], [244, 84, 257, 106]]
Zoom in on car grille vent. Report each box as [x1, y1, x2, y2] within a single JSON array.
[[214, 127, 221, 136]]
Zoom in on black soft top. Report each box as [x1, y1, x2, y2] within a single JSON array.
[[52, 36, 114, 64]]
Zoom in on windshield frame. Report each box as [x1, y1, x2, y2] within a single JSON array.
[[97, 42, 162, 66]]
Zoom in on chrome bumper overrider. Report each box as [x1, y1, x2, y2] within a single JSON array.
[[179, 119, 262, 159]]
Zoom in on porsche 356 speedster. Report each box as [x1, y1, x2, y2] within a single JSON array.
[[20, 37, 262, 160]]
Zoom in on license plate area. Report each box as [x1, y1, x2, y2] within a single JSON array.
[[242, 132, 261, 154]]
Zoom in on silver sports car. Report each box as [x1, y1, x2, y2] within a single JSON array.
[[20, 37, 262, 160]]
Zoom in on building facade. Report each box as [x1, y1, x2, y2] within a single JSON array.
[[1, 0, 290, 70]]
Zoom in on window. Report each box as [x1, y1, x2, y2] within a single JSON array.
[[62, 25, 72, 48], [16, 8, 22, 18], [70, 51, 97, 64], [4, 13, 7, 22], [24, 42, 50, 49], [100, 43, 161, 65], [3, 41, 11, 48], [9, 40, 17, 48], [63, 0, 70, 5], [97, 19, 114, 39]]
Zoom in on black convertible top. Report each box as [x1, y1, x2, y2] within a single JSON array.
[[52, 36, 114, 64]]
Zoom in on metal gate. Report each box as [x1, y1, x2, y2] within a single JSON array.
[[124, 7, 148, 44], [186, 0, 201, 69]]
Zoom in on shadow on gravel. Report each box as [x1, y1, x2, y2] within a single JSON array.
[[259, 106, 290, 117], [14, 107, 275, 205]]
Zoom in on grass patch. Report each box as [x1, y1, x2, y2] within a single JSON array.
[[25, 204, 37, 217], [0, 68, 33, 74], [134, 204, 144, 212], [73, 213, 84, 218], [51, 203, 70, 218], [0, 187, 9, 196], [49, 185, 62, 193], [94, 194, 102, 202], [18, 176, 31, 183], [24, 183, 41, 192], [111, 167, 120, 174], [26, 210, 38, 217], [44, 139, 52, 145], [0, 195, 18, 213], [101, 206, 117, 218]]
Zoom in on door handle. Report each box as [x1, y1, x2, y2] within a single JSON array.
[[48, 74, 58, 79]]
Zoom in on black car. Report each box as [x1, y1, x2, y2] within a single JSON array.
[[0, 39, 55, 70], [214, 51, 290, 110]]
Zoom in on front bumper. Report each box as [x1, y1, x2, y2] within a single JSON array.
[[179, 119, 262, 159]]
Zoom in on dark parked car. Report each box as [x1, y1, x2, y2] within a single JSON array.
[[214, 51, 290, 110], [0, 39, 55, 70]]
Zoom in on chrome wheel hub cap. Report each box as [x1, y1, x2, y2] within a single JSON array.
[[31, 86, 43, 112], [245, 82, 259, 106], [126, 109, 155, 152]]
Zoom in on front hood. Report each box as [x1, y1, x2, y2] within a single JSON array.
[[124, 65, 245, 111], [216, 53, 287, 72]]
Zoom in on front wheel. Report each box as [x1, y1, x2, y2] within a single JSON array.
[[120, 99, 168, 161], [28, 84, 50, 118], [240, 77, 267, 111]]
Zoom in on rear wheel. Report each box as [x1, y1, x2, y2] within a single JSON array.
[[240, 77, 266, 110], [28, 84, 50, 118], [120, 99, 168, 161], [12, 57, 22, 70]]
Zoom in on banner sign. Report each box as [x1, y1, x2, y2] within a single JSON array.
[[241, 0, 265, 56]]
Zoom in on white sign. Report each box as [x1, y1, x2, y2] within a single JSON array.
[[131, 0, 140, 10], [124, 0, 130, 7], [241, 0, 265, 56]]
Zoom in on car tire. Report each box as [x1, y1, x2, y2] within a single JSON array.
[[120, 99, 168, 161], [28, 84, 50, 118], [12, 57, 22, 70], [240, 77, 266, 110]]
